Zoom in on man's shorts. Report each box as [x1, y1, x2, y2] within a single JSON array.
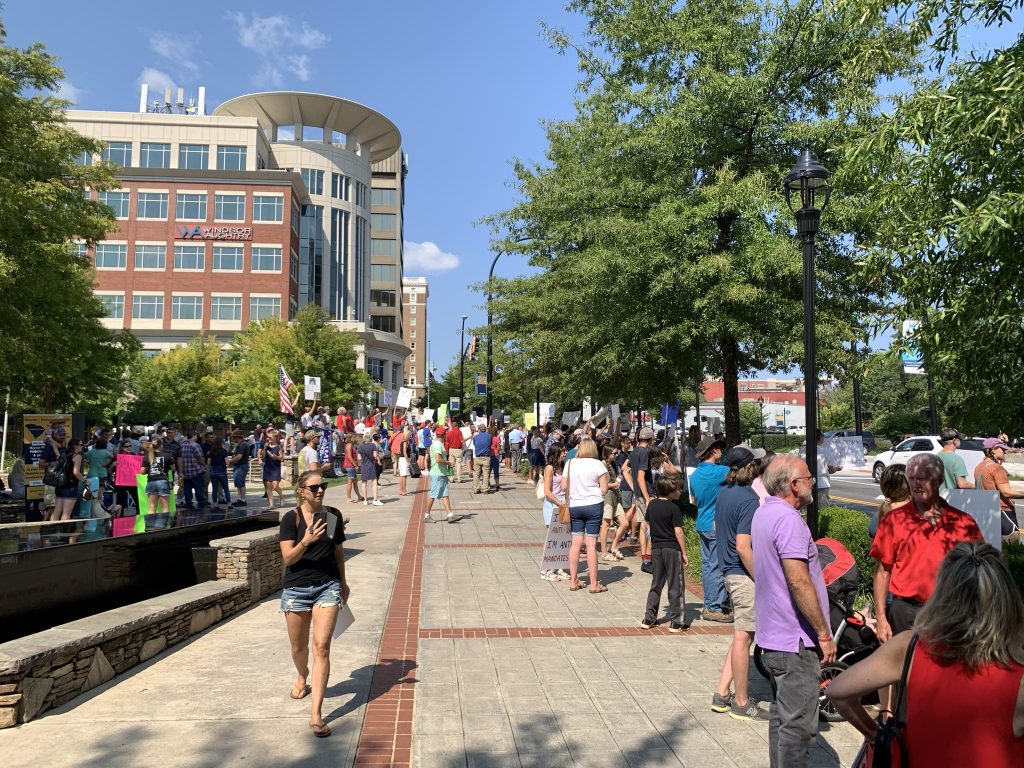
[[418, 448, 427, 457], [724, 573, 756, 632], [285, 422, 296, 437], [619, 488, 634, 509], [429, 475, 449, 499], [633, 494, 648, 522]]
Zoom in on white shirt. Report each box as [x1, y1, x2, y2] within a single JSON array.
[[300, 446, 319, 471], [566, 457, 607, 507], [816, 442, 839, 489]]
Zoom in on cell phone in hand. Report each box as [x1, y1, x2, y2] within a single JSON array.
[[313, 511, 327, 529]]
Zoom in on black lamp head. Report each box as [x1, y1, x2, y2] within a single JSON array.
[[783, 149, 831, 214]]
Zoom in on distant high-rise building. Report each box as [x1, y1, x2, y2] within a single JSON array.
[[401, 277, 428, 403]]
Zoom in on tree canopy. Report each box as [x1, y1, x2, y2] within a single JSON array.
[[485, 0, 919, 444]]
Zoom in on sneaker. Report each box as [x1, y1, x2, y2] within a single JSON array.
[[446, 513, 464, 523], [701, 609, 734, 623], [363, 499, 369, 506], [639, 619, 656, 630], [711, 692, 734, 713], [730, 698, 770, 722], [423, 514, 437, 524], [640, 561, 654, 574], [668, 622, 688, 633], [372, 499, 384, 506]]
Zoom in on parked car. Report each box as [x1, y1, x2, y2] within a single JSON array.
[[824, 429, 877, 454], [870, 435, 985, 482]]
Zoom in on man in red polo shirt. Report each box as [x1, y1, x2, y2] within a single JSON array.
[[444, 422, 465, 483], [871, 452, 983, 642]]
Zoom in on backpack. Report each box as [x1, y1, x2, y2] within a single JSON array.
[[44, 451, 73, 487]]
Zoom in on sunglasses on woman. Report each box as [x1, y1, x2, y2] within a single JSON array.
[[302, 483, 328, 493]]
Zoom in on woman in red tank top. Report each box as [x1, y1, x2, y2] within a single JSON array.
[[827, 542, 1024, 766]]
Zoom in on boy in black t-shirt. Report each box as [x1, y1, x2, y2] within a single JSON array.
[[640, 475, 690, 632]]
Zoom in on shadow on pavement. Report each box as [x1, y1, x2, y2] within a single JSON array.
[[324, 658, 418, 720]]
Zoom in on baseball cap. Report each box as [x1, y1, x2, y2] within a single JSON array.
[[54, 426, 67, 437], [724, 445, 767, 470], [695, 436, 726, 458], [304, 430, 317, 442], [983, 437, 1010, 451], [638, 427, 655, 440], [435, 426, 446, 436]]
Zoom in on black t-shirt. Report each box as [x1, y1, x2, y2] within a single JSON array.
[[231, 440, 249, 466], [646, 498, 684, 551], [279, 506, 346, 588], [629, 445, 655, 496], [143, 455, 168, 481], [615, 452, 631, 492], [160, 440, 181, 469]]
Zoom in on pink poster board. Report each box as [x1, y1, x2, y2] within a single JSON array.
[[115, 453, 143, 487]]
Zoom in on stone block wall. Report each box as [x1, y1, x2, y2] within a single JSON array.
[[0, 581, 249, 728], [211, 528, 284, 601]]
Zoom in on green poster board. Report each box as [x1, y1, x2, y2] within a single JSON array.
[[135, 470, 176, 532]]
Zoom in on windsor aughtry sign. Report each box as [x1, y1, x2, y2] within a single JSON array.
[[176, 225, 252, 241]]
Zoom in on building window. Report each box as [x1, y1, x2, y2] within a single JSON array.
[[370, 289, 396, 307], [137, 192, 168, 219], [94, 243, 126, 269], [290, 249, 299, 281], [251, 245, 282, 272], [291, 205, 300, 233], [300, 168, 324, 196], [217, 145, 247, 170], [98, 190, 130, 218], [72, 150, 91, 166], [369, 315, 396, 333], [410, 354, 416, 362], [249, 296, 281, 320], [214, 193, 245, 222], [409, 316, 416, 326], [410, 304, 417, 313], [171, 295, 203, 320], [366, 357, 385, 383], [252, 195, 283, 222], [408, 292, 417, 303], [73, 241, 88, 259], [139, 143, 171, 169], [101, 141, 132, 167], [98, 294, 124, 319], [410, 341, 416, 350], [175, 192, 207, 221], [173, 244, 205, 270], [135, 244, 166, 270], [331, 173, 348, 200], [370, 264, 397, 283], [132, 294, 163, 320], [355, 182, 367, 208], [410, 329, 416, 338], [179, 144, 209, 169], [211, 296, 242, 321], [371, 213, 396, 232], [213, 245, 244, 271], [371, 188, 397, 206], [370, 239, 396, 256]]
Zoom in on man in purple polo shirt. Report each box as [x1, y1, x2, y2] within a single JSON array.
[[752, 455, 835, 768]]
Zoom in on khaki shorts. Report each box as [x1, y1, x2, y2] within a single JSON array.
[[724, 573, 756, 632], [634, 494, 648, 522], [603, 490, 621, 520]]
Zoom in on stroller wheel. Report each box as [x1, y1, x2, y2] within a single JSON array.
[[818, 661, 850, 722], [753, 645, 770, 679]]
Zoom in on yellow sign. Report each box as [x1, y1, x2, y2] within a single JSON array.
[[524, 413, 537, 430], [23, 414, 72, 500]]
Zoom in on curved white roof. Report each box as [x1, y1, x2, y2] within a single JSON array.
[[213, 91, 401, 161]]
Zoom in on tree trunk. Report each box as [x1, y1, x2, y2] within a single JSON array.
[[721, 336, 741, 447]]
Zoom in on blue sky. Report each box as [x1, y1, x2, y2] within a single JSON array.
[[4, 3, 1020, 380]]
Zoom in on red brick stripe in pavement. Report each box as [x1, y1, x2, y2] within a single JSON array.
[[420, 625, 733, 638]]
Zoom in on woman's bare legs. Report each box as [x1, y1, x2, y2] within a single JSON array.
[[569, 532, 584, 586], [309, 605, 339, 727], [285, 610, 312, 694]]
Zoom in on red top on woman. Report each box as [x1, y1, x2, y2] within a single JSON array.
[[906, 638, 1024, 766]]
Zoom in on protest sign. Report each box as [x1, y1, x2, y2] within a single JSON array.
[[421, 408, 435, 423], [540, 517, 573, 572], [304, 376, 321, 400], [22, 413, 71, 500], [115, 453, 143, 487], [944, 490, 1003, 550], [437, 403, 449, 423], [396, 387, 414, 409]]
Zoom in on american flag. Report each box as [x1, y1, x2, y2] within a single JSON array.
[[278, 365, 295, 414]]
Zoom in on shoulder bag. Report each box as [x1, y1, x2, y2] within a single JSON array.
[[558, 460, 571, 525], [535, 475, 546, 501], [869, 633, 917, 768]]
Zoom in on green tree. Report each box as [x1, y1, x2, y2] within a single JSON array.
[[222, 306, 372, 423], [485, 0, 919, 445], [843, 0, 1024, 432], [129, 335, 226, 426], [0, 22, 123, 405]]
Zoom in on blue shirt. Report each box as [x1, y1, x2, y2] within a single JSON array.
[[508, 429, 524, 445], [690, 461, 730, 532], [714, 483, 759, 577], [473, 432, 492, 457]]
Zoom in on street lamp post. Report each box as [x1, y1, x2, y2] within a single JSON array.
[[784, 148, 832, 536], [757, 397, 765, 449], [851, 339, 863, 436], [427, 340, 432, 409], [459, 315, 468, 422]]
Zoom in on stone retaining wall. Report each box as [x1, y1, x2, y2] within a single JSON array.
[[0, 581, 249, 727], [211, 528, 283, 601]]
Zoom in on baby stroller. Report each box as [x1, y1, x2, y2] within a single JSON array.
[[754, 537, 880, 721]]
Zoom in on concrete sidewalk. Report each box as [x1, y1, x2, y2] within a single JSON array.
[[5, 469, 864, 767]]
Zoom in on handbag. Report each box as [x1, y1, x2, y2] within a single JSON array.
[[869, 634, 917, 768], [535, 477, 545, 501], [557, 460, 571, 525]]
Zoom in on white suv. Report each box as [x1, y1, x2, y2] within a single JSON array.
[[871, 436, 985, 482]]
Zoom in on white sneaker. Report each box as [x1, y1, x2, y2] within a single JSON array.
[[363, 499, 369, 506], [372, 499, 384, 506]]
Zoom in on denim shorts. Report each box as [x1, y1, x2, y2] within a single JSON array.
[[345, 467, 356, 479], [569, 502, 603, 536], [145, 478, 171, 497], [280, 578, 342, 613], [232, 465, 248, 489]]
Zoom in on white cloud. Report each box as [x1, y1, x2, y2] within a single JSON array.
[[136, 68, 178, 102], [404, 241, 461, 272], [227, 11, 329, 86], [55, 79, 82, 103], [148, 32, 201, 75]]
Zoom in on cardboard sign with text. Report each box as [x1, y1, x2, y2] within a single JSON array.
[[304, 376, 321, 400], [540, 517, 572, 571], [396, 387, 414, 409], [943, 489, 1003, 550]]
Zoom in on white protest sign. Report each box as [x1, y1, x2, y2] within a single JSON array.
[[561, 411, 581, 427], [943, 489, 1003, 550], [396, 387, 413, 409], [582, 398, 593, 421], [610, 403, 621, 422], [825, 437, 865, 468], [460, 426, 472, 441], [304, 376, 321, 400], [383, 389, 394, 407], [591, 406, 609, 426], [540, 517, 572, 571], [332, 603, 355, 638], [421, 408, 435, 423]]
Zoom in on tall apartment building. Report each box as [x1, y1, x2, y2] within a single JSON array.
[[401, 277, 428, 403], [68, 89, 411, 403]]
